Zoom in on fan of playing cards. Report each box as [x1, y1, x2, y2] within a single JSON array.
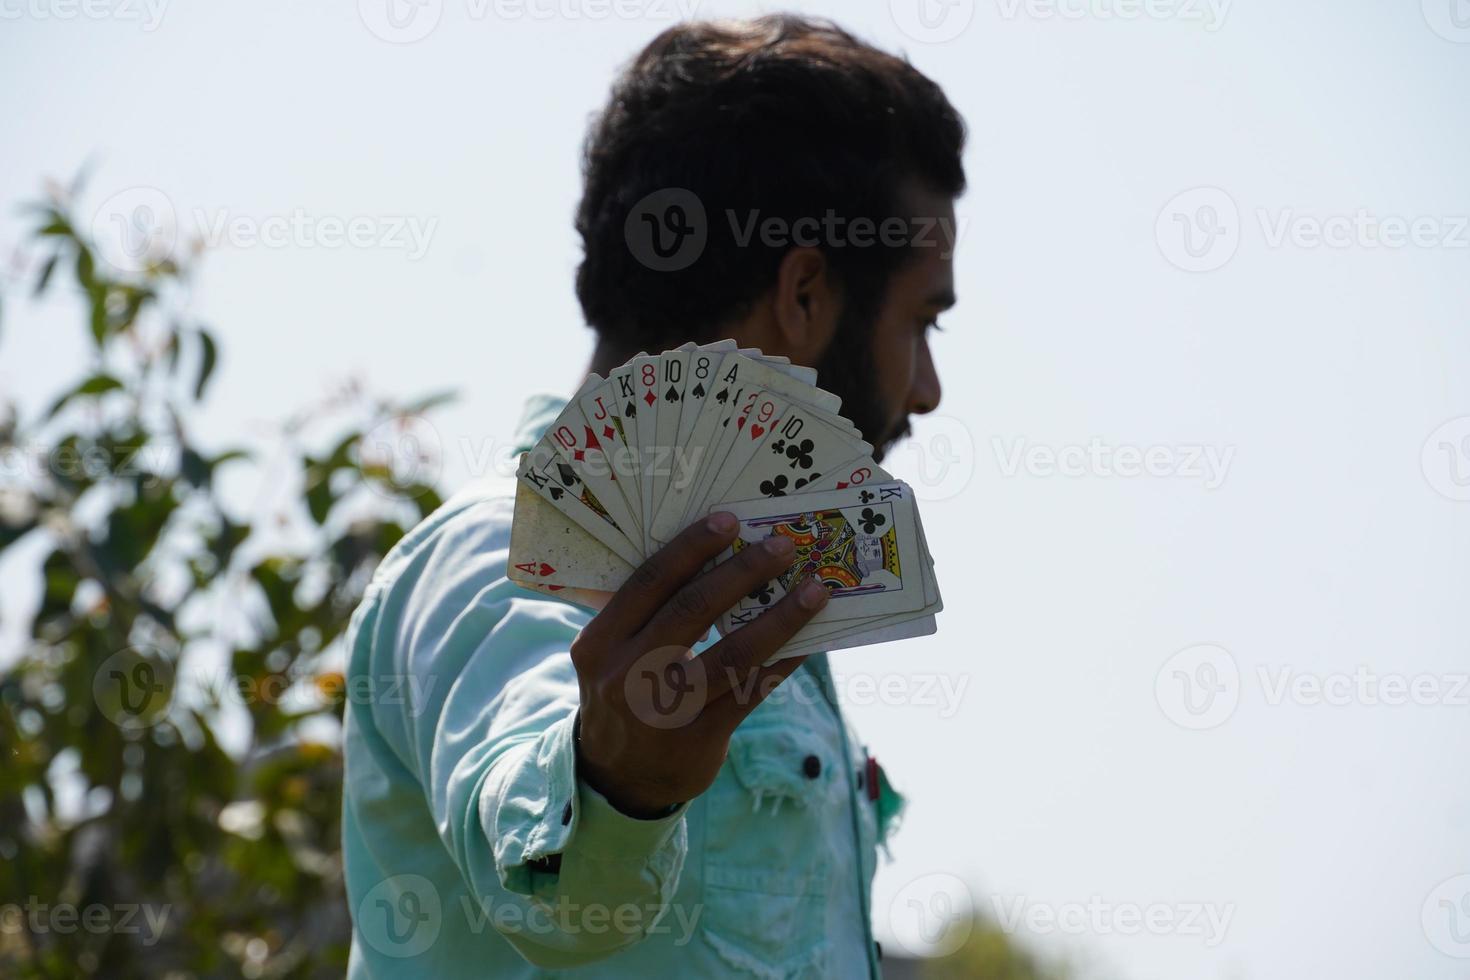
[[508, 340, 941, 659]]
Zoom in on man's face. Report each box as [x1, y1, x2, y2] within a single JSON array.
[[815, 193, 956, 461]]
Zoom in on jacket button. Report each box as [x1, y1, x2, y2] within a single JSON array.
[[802, 754, 821, 779]]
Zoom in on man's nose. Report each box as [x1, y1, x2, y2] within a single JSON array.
[[909, 340, 942, 416]]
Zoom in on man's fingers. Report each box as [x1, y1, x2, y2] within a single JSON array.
[[588, 513, 740, 639], [641, 533, 797, 646], [703, 577, 830, 702], [702, 653, 809, 731]]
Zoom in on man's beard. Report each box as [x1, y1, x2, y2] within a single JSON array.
[[812, 305, 908, 464]]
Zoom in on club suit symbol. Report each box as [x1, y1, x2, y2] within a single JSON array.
[[785, 438, 815, 470], [858, 507, 886, 534], [1155, 644, 1240, 730], [624, 647, 706, 729], [1422, 417, 1470, 501], [1422, 874, 1470, 956], [624, 188, 708, 272], [1156, 187, 1240, 272], [358, 874, 442, 958]]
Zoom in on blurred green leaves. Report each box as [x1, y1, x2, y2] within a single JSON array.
[[0, 180, 451, 978]]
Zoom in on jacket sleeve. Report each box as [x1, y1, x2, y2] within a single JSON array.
[[346, 505, 688, 969]]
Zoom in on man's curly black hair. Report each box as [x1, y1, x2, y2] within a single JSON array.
[[575, 15, 967, 357]]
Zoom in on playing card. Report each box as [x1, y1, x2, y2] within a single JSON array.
[[710, 404, 873, 506], [516, 443, 644, 567], [578, 378, 641, 523], [650, 354, 842, 541], [629, 353, 662, 554], [545, 377, 643, 544], [712, 482, 928, 636], [508, 481, 634, 593], [649, 344, 695, 522], [509, 346, 943, 660]]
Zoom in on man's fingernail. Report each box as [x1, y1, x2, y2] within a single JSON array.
[[707, 512, 737, 534], [797, 578, 829, 611], [762, 534, 795, 557]]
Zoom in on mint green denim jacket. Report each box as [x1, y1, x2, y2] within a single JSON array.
[[343, 396, 901, 978]]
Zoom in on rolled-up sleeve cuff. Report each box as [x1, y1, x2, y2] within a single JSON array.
[[490, 710, 688, 901], [570, 777, 687, 863]]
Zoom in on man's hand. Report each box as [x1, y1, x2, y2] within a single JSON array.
[[570, 512, 829, 818]]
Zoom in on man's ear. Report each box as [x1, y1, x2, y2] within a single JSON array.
[[771, 246, 841, 365]]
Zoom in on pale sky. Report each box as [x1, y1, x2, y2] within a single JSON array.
[[2, 1, 1469, 977]]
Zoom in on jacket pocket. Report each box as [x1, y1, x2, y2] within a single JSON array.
[[699, 725, 837, 978]]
